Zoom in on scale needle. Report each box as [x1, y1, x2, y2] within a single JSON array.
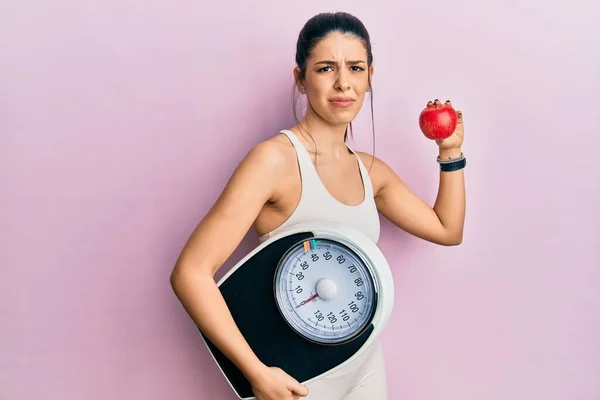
[[296, 293, 319, 308]]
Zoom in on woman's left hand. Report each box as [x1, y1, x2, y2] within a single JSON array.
[[433, 99, 464, 151]]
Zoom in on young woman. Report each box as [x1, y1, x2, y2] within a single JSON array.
[[171, 11, 466, 400]]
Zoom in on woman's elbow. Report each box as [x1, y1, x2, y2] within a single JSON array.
[[170, 261, 213, 290], [170, 262, 193, 291], [436, 230, 463, 246], [170, 264, 183, 291], [449, 237, 463, 246], [445, 231, 463, 246]]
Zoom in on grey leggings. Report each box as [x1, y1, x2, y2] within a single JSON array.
[[303, 339, 388, 400]]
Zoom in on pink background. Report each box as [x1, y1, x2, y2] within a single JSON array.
[[1, 1, 599, 399]]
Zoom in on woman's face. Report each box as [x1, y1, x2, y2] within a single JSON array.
[[296, 31, 374, 127]]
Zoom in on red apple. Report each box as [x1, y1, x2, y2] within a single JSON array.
[[418, 102, 458, 140]]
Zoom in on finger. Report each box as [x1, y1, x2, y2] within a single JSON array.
[[426, 100, 434, 108], [290, 381, 309, 396], [456, 109, 463, 124], [434, 98, 442, 109], [445, 99, 452, 108]]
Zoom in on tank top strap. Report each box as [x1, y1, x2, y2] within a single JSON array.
[[345, 143, 375, 199], [279, 130, 322, 184]]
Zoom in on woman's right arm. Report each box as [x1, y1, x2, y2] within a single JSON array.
[[169, 141, 308, 398]]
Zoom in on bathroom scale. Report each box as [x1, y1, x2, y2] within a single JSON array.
[[198, 222, 395, 399]]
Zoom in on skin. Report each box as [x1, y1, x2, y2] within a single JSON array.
[[170, 31, 466, 400]]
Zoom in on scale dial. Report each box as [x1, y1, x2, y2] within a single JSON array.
[[273, 237, 377, 345]]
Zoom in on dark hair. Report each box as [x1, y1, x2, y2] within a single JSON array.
[[293, 12, 375, 168]]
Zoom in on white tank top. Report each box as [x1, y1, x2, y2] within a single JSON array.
[[259, 130, 380, 244]]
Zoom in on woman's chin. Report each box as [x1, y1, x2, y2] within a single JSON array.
[[308, 107, 359, 128], [329, 113, 358, 126]]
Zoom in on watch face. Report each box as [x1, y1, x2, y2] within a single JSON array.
[[273, 237, 377, 345]]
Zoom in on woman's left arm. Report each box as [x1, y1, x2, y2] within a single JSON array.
[[368, 101, 466, 246]]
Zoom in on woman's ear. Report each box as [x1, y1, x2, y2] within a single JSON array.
[[293, 67, 305, 94], [368, 65, 375, 92]]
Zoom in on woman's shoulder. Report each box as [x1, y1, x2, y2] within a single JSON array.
[[237, 132, 296, 176]]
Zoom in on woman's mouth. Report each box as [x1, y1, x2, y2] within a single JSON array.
[[329, 98, 355, 108]]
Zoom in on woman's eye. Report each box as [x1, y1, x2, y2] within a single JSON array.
[[317, 65, 364, 73]]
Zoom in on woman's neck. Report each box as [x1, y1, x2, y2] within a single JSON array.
[[293, 109, 350, 158]]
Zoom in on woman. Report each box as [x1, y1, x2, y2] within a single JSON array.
[[170, 11, 466, 400]]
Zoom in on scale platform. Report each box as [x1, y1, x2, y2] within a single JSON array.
[[199, 223, 394, 399]]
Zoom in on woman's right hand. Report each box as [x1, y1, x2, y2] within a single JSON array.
[[250, 365, 309, 400]]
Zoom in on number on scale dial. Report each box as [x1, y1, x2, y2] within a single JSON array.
[[274, 238, 377, 345]]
